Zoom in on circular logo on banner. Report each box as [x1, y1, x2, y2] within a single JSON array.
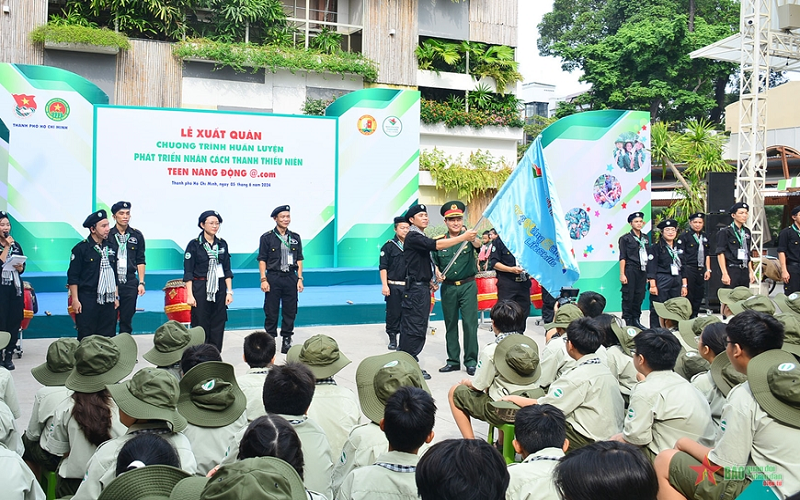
[[45, 98, 70, 121], [382, 116, 402, 137], [357, 115, 377, 135]]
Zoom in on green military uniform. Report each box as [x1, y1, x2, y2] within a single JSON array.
[[432, 201, 479, 371]]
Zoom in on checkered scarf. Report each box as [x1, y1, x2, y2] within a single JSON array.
[[115, 232, 130, 284], [203, 240, 219, 301], [1, 243, 21, 296], [96, 245, 116, 304]]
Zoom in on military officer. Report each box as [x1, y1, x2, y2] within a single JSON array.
[[258, 205, 304, 354], [67, 210, 119, 340], [619, 212, 648, 329], [677, 212, 710, 317], [648, 219, 688, 323], [432, 201, 481, 375], [715, 202, 755, 289], [489, 235, 531, 332], [402, 203, 477, 379], [107, 201, 146, 333], [379, 216, 409, 350], [778, 206, 800, 295]]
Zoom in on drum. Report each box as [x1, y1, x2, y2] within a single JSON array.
[[21, 281, 34, 330], [476, 271, 498, 311], [530, 279, 543, 309], [430, 291, 435, 314], [67, 294, 76, 326], [164, 279, 192, 323]]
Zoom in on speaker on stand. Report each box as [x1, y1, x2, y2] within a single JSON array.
[[705, 172, 737, 311]]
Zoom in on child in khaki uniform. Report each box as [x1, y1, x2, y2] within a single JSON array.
[[594, 315, 639, 399], [142, 320, 204, 379], [502, 317, 624, 452], [338, 386, 435, 500], [655, 298, 712, 380], [287, 334, 361, 455], [655, 310, 800, 499], [612, 329, 715, 460], [449, 301, 543, 439], [237, 331, 275, 421], [0, 440, 45, 500], [540, 305, 609, 389]]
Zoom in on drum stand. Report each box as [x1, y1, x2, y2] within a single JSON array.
[[13, 328, 23, 359]]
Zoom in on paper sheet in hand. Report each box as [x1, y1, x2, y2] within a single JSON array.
[[2, 255, 26, 270]]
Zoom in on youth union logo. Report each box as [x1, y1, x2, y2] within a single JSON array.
[[12, 94, 37, 118], [382, 116, 402, 137], [357, 115, 377, 135], [45, 98, 70, 121]]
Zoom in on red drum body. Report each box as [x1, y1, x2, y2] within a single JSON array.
[[21, 281, 34, 330], [164, 279, 192, 323], [530, 279, 543, 309], [476, 271, 498, 311]]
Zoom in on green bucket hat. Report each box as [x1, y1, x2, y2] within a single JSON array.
[[200, 457, 306, 500], [718, 286, 753, 306], [710, 352, 747, 397], [775, 292, 800, 316], [31, 338, 80, 387], [144, 321, 205, 367], [748, 349, 800, 428], [66, 334, 138, 393], [355, 351, 430, 425], [107, 367, 188, 432], [677, 315, 721, 351], [775, 313, 800, 356], [170, 476, 208, 500], [728, 295, 776, 316], [653, 297, 692, 323], [494, 334, 541, 385], [286, 334, 351, 379], [543, 304, 583, 331], [98, 465, 190, 500], [674, 350, 710, 381], [610, 323, 639, 356], [178, 362, 246, 428]]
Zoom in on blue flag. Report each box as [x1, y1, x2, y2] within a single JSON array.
[[483, 136, 580, 295]]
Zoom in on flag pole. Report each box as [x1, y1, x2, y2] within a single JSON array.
[[435, 215, 487, 283]]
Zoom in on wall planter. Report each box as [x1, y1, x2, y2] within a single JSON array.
[[43, 41, 120, 55]]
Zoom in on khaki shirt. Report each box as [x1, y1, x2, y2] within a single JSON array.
[[473, 337, 542, 401], [0, 401, 22, 456], [337, 450, 419, 500], [709, 381, 800, 498], [25, 386, 71, 441], [538, 354, 623, 441], [605, 345, 638, 396], [0, 443, 45, 500], [0, 369, 20, 418], [505, 447, 564, 500], [308, 382, 361, 457], [332, 422, 387, 493], [72, 422, 197, 500], [624, 370, 715, 455], [538, 339, 608, 388], [41, 397, 127, 478], [691, 370, 726, 425], [237, 367, 269, 421], [182, 412, 248, 476]]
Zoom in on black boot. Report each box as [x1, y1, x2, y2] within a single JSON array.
[[387, 334, 397, 350], [1, 349, 15, 371], [632, 319, 646, 330], [281, 336, 292, 354]]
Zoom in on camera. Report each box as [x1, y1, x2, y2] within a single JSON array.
[[556, 287, 579, 307]]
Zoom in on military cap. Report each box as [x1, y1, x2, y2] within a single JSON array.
[[627, 212, 645, 223], [405, 203, 427, 222], [271, 205, 290, 218], [441, 201, 465, 219], [729, 202, 749, 214], [111, 201, 131, 214], [83, 209, 108, 228], [657, 219, 678, 230], [198, 210, 222, 228]]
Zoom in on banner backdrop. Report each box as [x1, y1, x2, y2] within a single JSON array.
[[542, 110, 651, 312]]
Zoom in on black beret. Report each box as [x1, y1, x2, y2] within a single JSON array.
[[393, 216, 406, 225], [83, 210, 108, 228], [0, 211, 7, 220], [271, 205, 290, 218], [627, 212, 645, 223], [405, 203, 428, 222], [688, 212, 705, 220], [657, 219, 678, 230], [729, 202, 749, 214], [198, 210, 222, 228], [792, 206, 800, 217], [440, 200, 465, 218], [111, 201, 131, 214]]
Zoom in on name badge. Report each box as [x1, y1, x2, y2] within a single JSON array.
[[288, 255, 294, 265], [671, 264, 679, 276], [737, 249, 748, 261], [216, 264, 224, 276]]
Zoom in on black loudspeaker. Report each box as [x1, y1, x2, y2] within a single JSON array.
[[707, 212, 731, 310], [707, 172, 736, 212]]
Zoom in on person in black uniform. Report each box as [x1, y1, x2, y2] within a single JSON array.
[[648, 219, 688, 319], [716, 201, 755, 289], [68, 210, 119, 340], [619, 211, 648, 329], [402, 203, 476, 379], [184, 210, 233, 352], [0, 211, 25, 369], [107, 201, 146, 334], [258, 205, 303, 354], [778, 205, 800, 295], [379, 216, 409, 350], [677, 212, 710, 317], [489, 235, 531, 332]]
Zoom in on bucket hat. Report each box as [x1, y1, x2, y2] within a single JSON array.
[[610, 323, 639, 356], [286, 335, 351, 379], [543, 304, 583, 331], [748, 349, 800, 428], [169, 476, 208, 500], [200, 457, 305, 500], [144, 321, 204, 367], [775, 312, 800, 356], [775, 292, 800, 316], [728, 295, 775, 316], [355, 351, 430, 424], [107, 367, 188, 432], [66, 334, 138, 393], [653, 297, 692, 323], [710, 352, 747, 397], [718, 286, 753, 306], [674, 350, 710, 381], [178, 362, 246, 428], [494, 334, 540, 385], [97, 465, 190, 500], [31, 338, 80, 386], [677, 315, 721, 351]]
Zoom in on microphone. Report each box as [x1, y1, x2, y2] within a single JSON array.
[[2, 231, 8, 238]]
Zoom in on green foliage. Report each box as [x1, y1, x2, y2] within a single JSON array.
[[419, 148, 512, 203], [420, 98, 524, 129], [554, 101, 579, 119], [519, 115, 557, 161], [85, 0, 196, 40], [173, 39, 379, 82], [310, 27, 342, 55], [301, 97, 334, 115], [29, 23, 131, 50]]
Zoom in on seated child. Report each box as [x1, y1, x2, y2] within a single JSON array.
[[593, 314, 638, 399], [0, 441, 46, 500], [612, 329, 715, 460], [540, 305, 608, 388], [449, 300, 542, 439], [655, 310, 800, 499], [577, 291, 606, 318], [505, 404, 568, 500], [416, 439, 509, 500], [0, 331, 20, 418], [202, 457, 310, 500], [237, 331, 275, 421], [114, 433, 180, 476], [180, 343, 222, 376], [717, 286, 753, 319], [690, 322, 746, 427], [654, 298, 711, 379], [142, 320, 204, 379], [338, 386, 435, 500], [287, 334, 361, 455]]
